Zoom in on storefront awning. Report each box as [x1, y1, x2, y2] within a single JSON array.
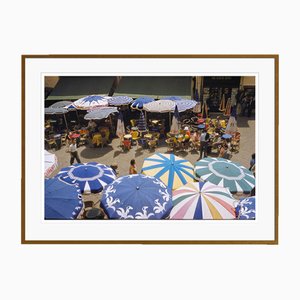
[[113, 76, 192, 99], [45, 76, 115, 101]]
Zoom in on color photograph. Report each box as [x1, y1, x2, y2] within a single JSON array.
[[44, 75, 256, 221]]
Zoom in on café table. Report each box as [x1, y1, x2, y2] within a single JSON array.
[[222, 134, 232, 139], [151, 120, 160, 126], [124, 134, 132, 140], [144, 133, 153, 139], [131, 126, 138, 131], [69, 132, 80, 139]]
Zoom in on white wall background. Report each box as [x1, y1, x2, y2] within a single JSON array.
[[0, 1, 295, 299]]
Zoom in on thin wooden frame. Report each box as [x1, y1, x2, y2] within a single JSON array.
[[21, 54, 279, 244]]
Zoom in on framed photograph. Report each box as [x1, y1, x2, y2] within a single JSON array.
[[21, 55, 278, 244]]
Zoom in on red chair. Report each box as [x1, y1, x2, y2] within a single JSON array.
[[122, 139, 131, 151]]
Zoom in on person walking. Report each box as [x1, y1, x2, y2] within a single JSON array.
[[69, 139, 81, 165], [197, 130, 209, 160], [129, 159, 138, 174], [249, 153, 255, 170]]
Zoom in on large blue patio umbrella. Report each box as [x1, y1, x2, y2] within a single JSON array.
[[101, 174, 173, 219], [45, 177, 83, 220], [194, 157, 255, 194], [108, 96, 133, 106], [235, 196, 256, 219], [56, 162, 117, 194], [131, 97, 154, 110]]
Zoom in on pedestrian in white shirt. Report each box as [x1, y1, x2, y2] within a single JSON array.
[[69, 139, 81, 165]]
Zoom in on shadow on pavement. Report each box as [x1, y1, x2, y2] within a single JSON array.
[[80, 145, 114, 159], [237, 115, 255, 128]]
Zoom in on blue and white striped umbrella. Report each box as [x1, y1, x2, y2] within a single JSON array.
[[45, 177, 83, 220], [84, 107, 118, 120], [101, 174, 173, 219], [108, 96, 133, 106], [175, 100, 197, 112], [194, 157, 255, 194], [131, 97, 155, 110], [56, 162, 117, 194], [137, 111, 147, 132], [234, 196, 256, 219], [142, 153, 195, 190], [73, 95, 109, 110]]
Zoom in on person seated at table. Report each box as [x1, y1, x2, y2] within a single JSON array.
[[211, 133, 223, 148], [190, 130, 200, 150], [181, 126, 190, 149], [87, 120, 97, 137], [218, 142, 228, 158]]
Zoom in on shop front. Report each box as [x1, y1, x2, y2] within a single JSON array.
[[202, 76, 241, 112]]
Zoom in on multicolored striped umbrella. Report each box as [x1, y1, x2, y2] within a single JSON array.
[[194, 157, 255, 194], [235, 196, 256, 220], [141, 153, 194, 190], [170, 181, 236, 219], [56, 162, 116, 194]]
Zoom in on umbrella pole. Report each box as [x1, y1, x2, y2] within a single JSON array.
[[75, 110, 79, 121], [169, 112, 171, 128], [63, 113, 69, 131]]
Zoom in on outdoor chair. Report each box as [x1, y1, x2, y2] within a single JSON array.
[[45, 138, 57, 150], [61, 133, 67, 145], [166, 138, 175, 152], [138, 138, 147, 149], [122, 139, 131, 151], [231, 133, 240, 152], [79, 134, 88, 146], [148, 138, 158, 150], [131, 130, 140, 145], [130, 119, 137, 127]]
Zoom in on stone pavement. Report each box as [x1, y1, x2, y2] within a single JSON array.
[[49, 114, 255, 204]]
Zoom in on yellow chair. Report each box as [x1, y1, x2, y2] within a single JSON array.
[[92, 133, 102, 147], [130, 119, 136, 127], [131, 130, 140, 144]]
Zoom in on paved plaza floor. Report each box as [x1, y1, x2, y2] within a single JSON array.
[[48, 114, 255, 206]]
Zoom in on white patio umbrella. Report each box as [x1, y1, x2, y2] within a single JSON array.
[[143, 100, 175, 113], [116, 111, 126, 138], [44, 150, 58, 177]]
